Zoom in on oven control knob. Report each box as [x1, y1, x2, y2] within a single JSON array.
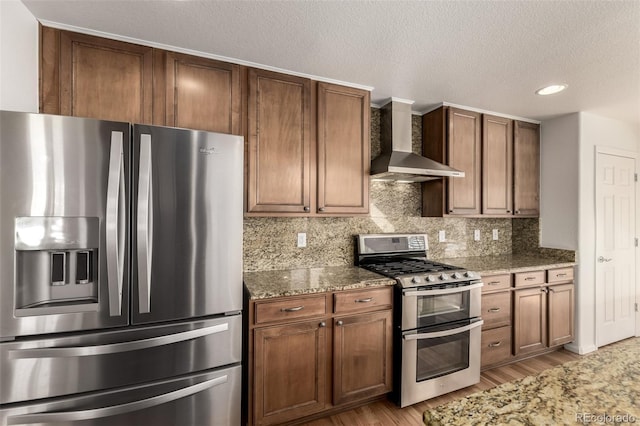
[[411, 277, 422, 284], [440, 273, 449, 280], [452, 273, 462, 279], [427, 275, 437, 282], [465, 271, 475, 278]]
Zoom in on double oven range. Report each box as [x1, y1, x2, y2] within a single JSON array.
[[356, 233, 484, 407]]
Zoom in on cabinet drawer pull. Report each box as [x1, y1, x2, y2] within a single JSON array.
[[488, 307, 501, 313], [488, 341, 502, 347], [487, 281, 501, 286], [556, 273, 567, 277], [525, 277, 536, 281], [355, 297, 373, 303], [281, 306, 304, 312]]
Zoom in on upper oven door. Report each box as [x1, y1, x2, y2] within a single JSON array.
[[402, 280, 483, 330]]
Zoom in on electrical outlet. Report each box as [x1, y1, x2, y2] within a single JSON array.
[[438, 230, 446, 242], [474, 229, 480, 241], [492, 229, 499, 240], [297, 233, 307, 248]]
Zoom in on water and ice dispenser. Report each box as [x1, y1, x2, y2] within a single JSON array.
[[14, 217, 100, 315]]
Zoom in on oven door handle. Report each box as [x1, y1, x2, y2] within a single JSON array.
[[403, 320, 484, 340], [404, 281, 483, 297]]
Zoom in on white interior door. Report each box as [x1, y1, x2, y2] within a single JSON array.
[[595, 149, 637, 347]]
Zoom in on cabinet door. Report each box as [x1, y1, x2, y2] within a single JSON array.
[[317, 83, 370, 215], [333, 310, 392, 405], [164, 52, 241, 134], [548, 283, 575, 347], [482, 115, 513, 215], [513, 287, 547, 355], [253, 320, 327, 425], [447, 108, 481, 215], [513, 121, 540, 216], [247, 69, 312, 214], [45, 29, 154, 123]]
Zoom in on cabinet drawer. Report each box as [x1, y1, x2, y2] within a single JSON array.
[[481, 326, 512, 368], [254, 295, 327, 325], [482, 274, 511, 292], [333, 287, 392, 314], [547, 267, 574, 283], [481, 291, 511, 329], [514, 270, 545, 287]]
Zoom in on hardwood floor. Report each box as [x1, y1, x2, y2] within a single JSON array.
[[301, 349, 581, 426]]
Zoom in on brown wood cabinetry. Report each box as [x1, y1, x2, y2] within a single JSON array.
[[513, 268, 575, 356], [514, 121, 540, 216], [422, 106, 539, 217], [422, 106, 482, 216], [480, 274, 512, 368], [246, 73, 370, 216], [41, 28, 154, 123], [317, 83, 370, 215], [247, 287, 392, 425], [247, 69, 313, 214], [161, 52, 241, 134], [482, 115, 513, 215], [333, 310, 392, 405]]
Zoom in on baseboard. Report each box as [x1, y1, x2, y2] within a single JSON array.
[[564, 342, 597, 355]]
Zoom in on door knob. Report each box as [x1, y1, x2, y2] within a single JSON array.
[[598, 256, 612, 263]]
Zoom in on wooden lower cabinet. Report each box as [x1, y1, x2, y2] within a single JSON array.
[[249, 287, 393, 425], [253, 320, 328, 425], [513, 286, 548, 355], [513, 281, 575, 356], [333, 310, 392, 405]]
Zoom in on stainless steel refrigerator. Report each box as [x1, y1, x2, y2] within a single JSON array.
[[0, 110, 243, 425]]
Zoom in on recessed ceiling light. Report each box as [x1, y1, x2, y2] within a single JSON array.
[[535, 84, 568, 96]]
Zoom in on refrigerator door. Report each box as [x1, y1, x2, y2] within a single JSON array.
[[0, 315, 241, 404], [0, 111, 130, 340], [131, 125, 243, 324], [0, 364, 241, 426]]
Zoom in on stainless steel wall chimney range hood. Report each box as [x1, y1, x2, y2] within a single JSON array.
[[371, 99, 464, 182]]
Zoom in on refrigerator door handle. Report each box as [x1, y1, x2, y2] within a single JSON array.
[[137, 134, 153, 314], [6, 375, 228, 425], [9, 322, 229, 359], [106, 131, 125, 316]]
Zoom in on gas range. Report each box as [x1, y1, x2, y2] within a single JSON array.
[[355, 234, 478, 288]]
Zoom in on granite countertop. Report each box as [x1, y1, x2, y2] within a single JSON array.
[[435, 254, 576, 276], [244, 265, 396, 300]]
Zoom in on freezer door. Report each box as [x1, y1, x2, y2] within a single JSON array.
[[0, 315, 241, 404], [0, 364, 241, 426], [132, 125, 243, 324], [0, 111, 130, 339]]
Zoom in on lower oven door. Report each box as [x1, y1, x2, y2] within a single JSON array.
[[399, 318, 483, 408], [402, 280, 483, 330]]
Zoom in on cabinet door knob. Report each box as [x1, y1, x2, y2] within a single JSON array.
[[319, 322, 326, 328], [337, 320, 343, 326], [540, 288, 548, 294], [507, 210, 511, 213], [318, 207, 325, 212], [303, 206, 310, 212]]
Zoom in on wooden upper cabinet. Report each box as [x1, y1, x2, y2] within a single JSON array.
[[513, 121, 540, 216], [482, 115, 513, 215], [163, 52, 241, 134], [247, 69, 312, 214], [447, 108, 482, 215], [41, 28, 153, 123], [317, 83, 370, 215]]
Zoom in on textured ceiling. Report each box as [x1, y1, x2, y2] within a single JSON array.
[[22, 0, 640, 126]]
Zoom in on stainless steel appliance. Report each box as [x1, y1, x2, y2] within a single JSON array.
[[0, 111, 243, 425], [356, 233, 483, 408]]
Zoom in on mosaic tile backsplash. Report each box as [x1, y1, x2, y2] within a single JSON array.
[[243, 109, 559, 272]]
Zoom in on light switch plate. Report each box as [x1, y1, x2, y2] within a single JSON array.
[[492, 229, 499, 240], [438, 230, 446, 242], [474, 230, 480, 241], [297, 233, 307, 248]]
